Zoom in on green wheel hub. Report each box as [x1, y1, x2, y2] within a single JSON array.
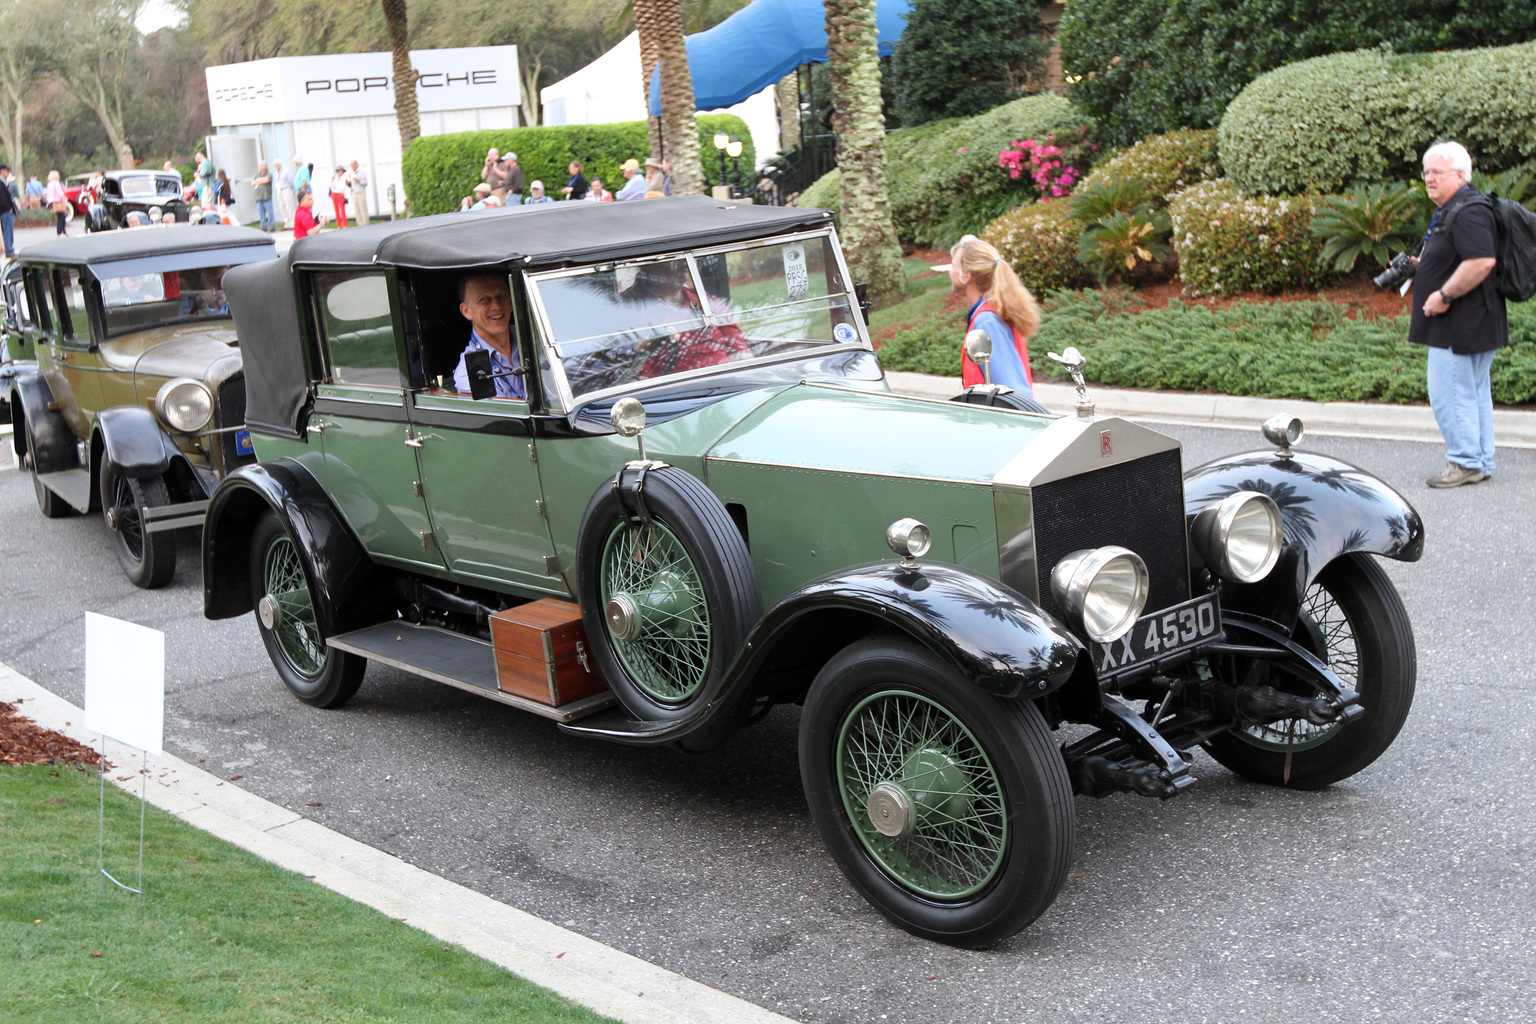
[[1237, 580, 1359, 752], [836, 689, 1007, 900], [599, 518, 710, 704], [260, 534, 327, 679]]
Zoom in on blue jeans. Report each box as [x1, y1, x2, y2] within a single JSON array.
[[256, 198, 275, 230], [1, 210, 13, 255], [1426, 346, 1497, 474]]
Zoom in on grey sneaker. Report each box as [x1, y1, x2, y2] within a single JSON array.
[[1426, 463, 1488, 488]]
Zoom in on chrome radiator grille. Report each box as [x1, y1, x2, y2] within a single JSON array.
[[1031, 448, 1190, 623]]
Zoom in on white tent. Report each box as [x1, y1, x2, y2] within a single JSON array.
[[541, 33, 780, 168]]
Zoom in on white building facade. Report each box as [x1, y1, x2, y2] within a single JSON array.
[[205, 47, 521, 220]]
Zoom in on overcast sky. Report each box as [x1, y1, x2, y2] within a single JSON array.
[[137, 0, 185, 34]]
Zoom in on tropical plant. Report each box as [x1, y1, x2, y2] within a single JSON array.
[[1476, 163, 1536, 209], [1077, 128, 1221, 208], [632, 0, 702, 192], [1310, 182, 1425, 275], [1068, 175, 1156, 224], [1077, 209, 1172, 284], [824, 0, 905, 307], [380, 0, 418, 151]]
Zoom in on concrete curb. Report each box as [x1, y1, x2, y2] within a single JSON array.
[[0, 661, 801, 1024], [884, 371, 1536, 448]]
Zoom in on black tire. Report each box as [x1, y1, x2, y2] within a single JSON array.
[[576, 465, 761, 722], [249, 511, 365, 708], [100, 463, 176, 588], [951, 387, 1051, 415], [24, 417, 72, 519], [800, 637, 1075, 947], [1204, 554, 1415, 789]]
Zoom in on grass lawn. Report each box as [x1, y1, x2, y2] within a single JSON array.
[[0, 765, 619, 1024]]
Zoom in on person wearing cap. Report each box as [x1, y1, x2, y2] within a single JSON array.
[[643, 156, 667, 198], [614, 158, 648, 201], [937, 235, 1040, 396], [462, 183, 494, 211], [504, 152, 525, 205], [523, 180, 554, 204]]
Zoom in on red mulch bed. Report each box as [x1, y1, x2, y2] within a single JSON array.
[[1134, 278, 1411, 319], [0, 700, 104, 769]]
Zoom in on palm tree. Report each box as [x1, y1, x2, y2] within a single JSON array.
[[634, 0, 703, 195], [381, 0, 420, 150], [823, 0, 905, 307]]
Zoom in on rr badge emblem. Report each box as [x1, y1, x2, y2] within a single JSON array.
[[1100, 430, 1113, 458]]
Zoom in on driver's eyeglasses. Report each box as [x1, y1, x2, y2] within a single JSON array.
[[1422, 169, 1460, 179]]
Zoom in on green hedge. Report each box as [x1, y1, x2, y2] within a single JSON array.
[[797, 94, 1091, 247], [401, 115, 754, 216], [878, 288, 1536, 406], [981, 198, 1093, 295], [1170, 180, 1324, 297], [1078, 129, 1221, 208], [1060, 1, 1536, 147], [1221, 42, 1536, 196]]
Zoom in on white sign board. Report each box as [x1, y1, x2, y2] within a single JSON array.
[[207, 46, 521, 127], [82, 612, 165, 756]]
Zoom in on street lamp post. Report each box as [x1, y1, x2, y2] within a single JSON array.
[[713, 132, 730, 192], [726, 138, 744, 198]]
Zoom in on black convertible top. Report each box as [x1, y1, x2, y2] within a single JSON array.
[[227, 197, 835, 439], [285, 196, 833, 270], [20, 225, 274, 267]]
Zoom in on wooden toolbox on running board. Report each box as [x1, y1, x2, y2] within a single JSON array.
[[489, 599, 608, 706]]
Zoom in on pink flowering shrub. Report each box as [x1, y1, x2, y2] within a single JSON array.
[[998, 127, 1097, 199]]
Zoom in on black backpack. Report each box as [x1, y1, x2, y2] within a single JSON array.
[[1444, 190, 1536, 302]]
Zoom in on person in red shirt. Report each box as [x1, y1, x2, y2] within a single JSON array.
[[293, 190, 319, 239]]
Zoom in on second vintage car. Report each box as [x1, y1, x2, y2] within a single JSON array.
[[202, 198, 1423, 946], [84, 170, 193, 231], [6, 226, 278, 586]]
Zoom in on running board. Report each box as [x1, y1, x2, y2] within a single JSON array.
[[35, 467, 93, 512], [327, 621, 615, 724]]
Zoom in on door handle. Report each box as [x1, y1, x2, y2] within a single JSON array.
[[404, 428, 423, 448], [306, 419, 326, 434]]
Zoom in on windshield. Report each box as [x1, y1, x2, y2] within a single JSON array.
[[532, 233, 863, 401], [100, 265, 236, 333], [117, 175, 180, 198]]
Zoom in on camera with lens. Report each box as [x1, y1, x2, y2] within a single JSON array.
[[1373, 252, 1416, 290]]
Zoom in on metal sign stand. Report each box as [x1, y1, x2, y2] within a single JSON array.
[[98, 742, 148, 919]]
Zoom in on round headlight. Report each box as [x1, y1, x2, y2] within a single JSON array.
[[1051, 546, 1149, 644], [885, 518, 932, 559], [155, 378, 213, 433], [1191, 491, 1282, 583]]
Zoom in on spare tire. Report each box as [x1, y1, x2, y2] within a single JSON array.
[[951, 386, 1050, 415], [576, 464, 761, 723]]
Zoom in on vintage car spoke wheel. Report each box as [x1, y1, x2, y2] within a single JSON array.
[[577, 466, 760, 723], [24, 419, 73, 519], [249, 512, 365, 708], [100, 465, 176, 589], [1204, 554, 1415, 789], [800, 637, 1074, 947]]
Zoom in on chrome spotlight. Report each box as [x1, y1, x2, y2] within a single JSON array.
[[1191, 491, 1283, 583], [885, 518, 931, 569], [610, 397, 648, 460], [1261, 415, 1304, 458], [1051, 546, 1149, 644]]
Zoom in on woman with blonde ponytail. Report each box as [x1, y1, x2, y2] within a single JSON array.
[[939, 234, 1041, 395]]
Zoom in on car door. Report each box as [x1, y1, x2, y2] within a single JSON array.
[[303, 268, 445, 572], [35, 266, 101, 440], [406, 272, 565, 596]]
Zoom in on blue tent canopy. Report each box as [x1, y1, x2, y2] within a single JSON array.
[[647, 0, 911, 116]]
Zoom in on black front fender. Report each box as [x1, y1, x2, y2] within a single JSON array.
[[203, 460, 381, 636], [96, 405, 180, 478], [1184, 448, 1423, 618]]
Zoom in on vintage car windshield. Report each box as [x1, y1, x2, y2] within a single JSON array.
[[532, 233, 862, 401], [100, 265, 237, 333], [118, 175, 180, 198]]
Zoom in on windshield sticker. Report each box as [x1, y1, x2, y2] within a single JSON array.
[[784, 242, 808, 300], [833, 322, 857, 344]]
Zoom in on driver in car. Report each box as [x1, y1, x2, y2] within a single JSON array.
[[452, 272, 525, 399], [629, 261, 748, 378], [179, 266, 229, 316]]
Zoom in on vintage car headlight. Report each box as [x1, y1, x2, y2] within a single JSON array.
[[885, 518, 932, 559], [155, 378, 214, 433], [1051, 546, 1149, 644], [1191, 491, 1282, 583]]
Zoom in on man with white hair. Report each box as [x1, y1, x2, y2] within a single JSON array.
[[275, 159, 295, 230], [1410, 140, 1506, 488], [349, 160, 369, 226]]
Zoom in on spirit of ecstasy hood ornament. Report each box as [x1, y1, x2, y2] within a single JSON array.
[[1048, 346, 1095, 419]]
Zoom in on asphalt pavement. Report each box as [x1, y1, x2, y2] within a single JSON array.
[[3, 392, 1534, 1024]]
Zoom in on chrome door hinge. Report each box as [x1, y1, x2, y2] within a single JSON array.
[[527, 443, 538, 463], [404, 427, 423, 448], [420, 530, 439, 551], [535, 499, 547, 518], [412, 480, 424, 498], [542, 554, 561, 575]]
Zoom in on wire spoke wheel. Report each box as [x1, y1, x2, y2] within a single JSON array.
[[100, 464, 175, 588], [837, 689, 1007, 899], [600, 519, 710, 704], [263, 533, 326, 678], [1235, 579, 1360, 752]]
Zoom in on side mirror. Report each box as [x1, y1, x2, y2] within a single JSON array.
[[464, 349, 496, 400], [964, 329, 993, 384]]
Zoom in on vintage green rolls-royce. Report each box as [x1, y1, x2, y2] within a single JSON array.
[[5, 227, 277, 586], [203, 199, 1422, 946]]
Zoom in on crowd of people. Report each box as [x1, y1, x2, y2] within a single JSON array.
[[459, 150, 673, 211]]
